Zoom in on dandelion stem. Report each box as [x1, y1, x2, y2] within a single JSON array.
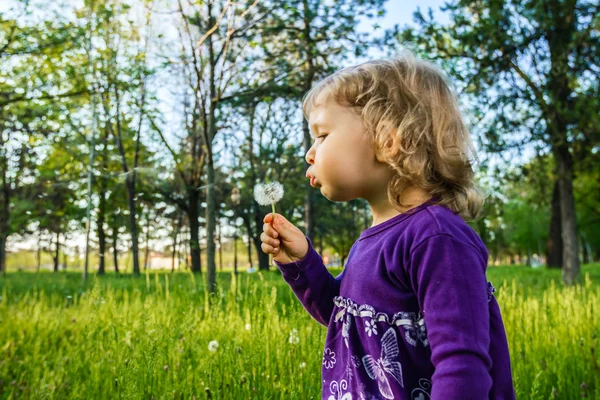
[[270, 203, 276, 266]]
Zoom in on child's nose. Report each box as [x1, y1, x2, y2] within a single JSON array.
[[305, 147, 315, 165]]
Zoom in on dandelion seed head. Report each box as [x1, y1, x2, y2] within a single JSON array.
[[253, 182, 284, 206], [288, 328, 300, 345], [208, 340, 219, 352]]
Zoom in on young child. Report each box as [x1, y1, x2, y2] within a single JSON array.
[[260, 51, 515, 400]]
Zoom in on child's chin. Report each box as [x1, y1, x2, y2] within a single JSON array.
[[321, 187, 345, 202]]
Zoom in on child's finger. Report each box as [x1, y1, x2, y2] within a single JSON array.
[[260, 232, 280, 247], [263, 223, 279, 238], [261, 242, 279, 254]]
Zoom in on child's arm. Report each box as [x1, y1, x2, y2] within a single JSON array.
[[275, 236, 344, 327], [260, 213, 344, 327], [408, 234, 493, 399]]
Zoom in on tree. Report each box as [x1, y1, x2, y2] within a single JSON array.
[[398, 0, 599, 284], [148, 0, 275, 293], [31, 144, 86, 272], [0, 8, 89, 275], [91, 0, 156, 275]]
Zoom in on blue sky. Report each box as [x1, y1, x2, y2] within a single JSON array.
[[365, 0, 450, 31]]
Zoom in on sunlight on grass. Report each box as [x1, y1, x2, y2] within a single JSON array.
[[0, 266, 599, 399]]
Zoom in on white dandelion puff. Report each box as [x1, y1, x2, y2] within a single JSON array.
[[289, 328, 300, 345], [253, 181, 285, 266], [208, 340, 219, 352], [245, 323, 251, 331], [253, 182, 284, 206]]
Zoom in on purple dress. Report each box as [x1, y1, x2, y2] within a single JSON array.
[[275, 202, 516, 400]]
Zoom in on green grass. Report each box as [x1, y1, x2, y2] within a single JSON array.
[[0, 265, 599, 399]]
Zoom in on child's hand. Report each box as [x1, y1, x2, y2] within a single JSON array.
[[261, 213, 309, 264]]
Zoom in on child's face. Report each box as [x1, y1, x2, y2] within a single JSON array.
[[305, 95, 394, 203]]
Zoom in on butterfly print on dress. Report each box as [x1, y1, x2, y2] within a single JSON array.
[[362, 327, 404, 399]]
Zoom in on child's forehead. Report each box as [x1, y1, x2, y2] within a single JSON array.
[[308, 101, 337, 132], [307, 91, 343, 119]]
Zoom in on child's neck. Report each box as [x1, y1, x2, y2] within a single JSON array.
[[369, 186, 431, 228]]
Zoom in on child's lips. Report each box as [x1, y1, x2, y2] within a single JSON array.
[[306, 171, 319, 187]]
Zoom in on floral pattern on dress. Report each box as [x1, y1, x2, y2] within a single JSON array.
[[333, 296, 429, 348], [365, 319, 378, 337], [323, 347, 337, 369]]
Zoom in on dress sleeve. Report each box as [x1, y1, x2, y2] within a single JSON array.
[[408, 234, 492, 399], [275, 236, 344, 327]]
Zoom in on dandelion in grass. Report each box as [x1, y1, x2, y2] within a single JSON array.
[[289, 328, 300, 345], [208, 340, 219, 352], [245, 323, 251, 331], [253, 181, 284, 266], [299, 362, 307, 369]]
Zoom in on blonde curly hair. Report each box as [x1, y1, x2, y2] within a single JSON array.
[[302, 50, 485, 221]]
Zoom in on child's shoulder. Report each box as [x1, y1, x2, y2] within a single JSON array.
[[403, 204, 486, 254]]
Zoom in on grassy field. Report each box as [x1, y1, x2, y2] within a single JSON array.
[[0, 264, 599, 399]]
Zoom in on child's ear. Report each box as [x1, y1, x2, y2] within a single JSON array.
[[375, 125, 397, 161], [384, 136, 395, 150], [375, 137, 394, 162], [382, 131, 397, 153]]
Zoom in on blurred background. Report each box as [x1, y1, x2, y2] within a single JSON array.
[[1, 0, 598, 287]]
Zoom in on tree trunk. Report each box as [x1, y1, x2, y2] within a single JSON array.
[[172, 213, 182, 272], [205, 0, 218, 294], [188, 189, 201, 274], [36, 233, 41, 273], [253, 235, 269, 270], [546, 0, 580, 285], [0, 234, 6, 276], [233, 233, 238, 275], [53, 231, 60, 272], [98, 202, 106, 275], [205, 158, 217, 289], [554, 144, 580, 284], [143, 213, 150, 270], [125, 178, 140, 275], [251, 201, 270, 271], [97, 129, 108, 276], [547, 180, 562, 268], [0, 162, 8, 276], [581, 232, 594, 265], [112, 228, 120, 274], [217, 221, 223, 271]]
